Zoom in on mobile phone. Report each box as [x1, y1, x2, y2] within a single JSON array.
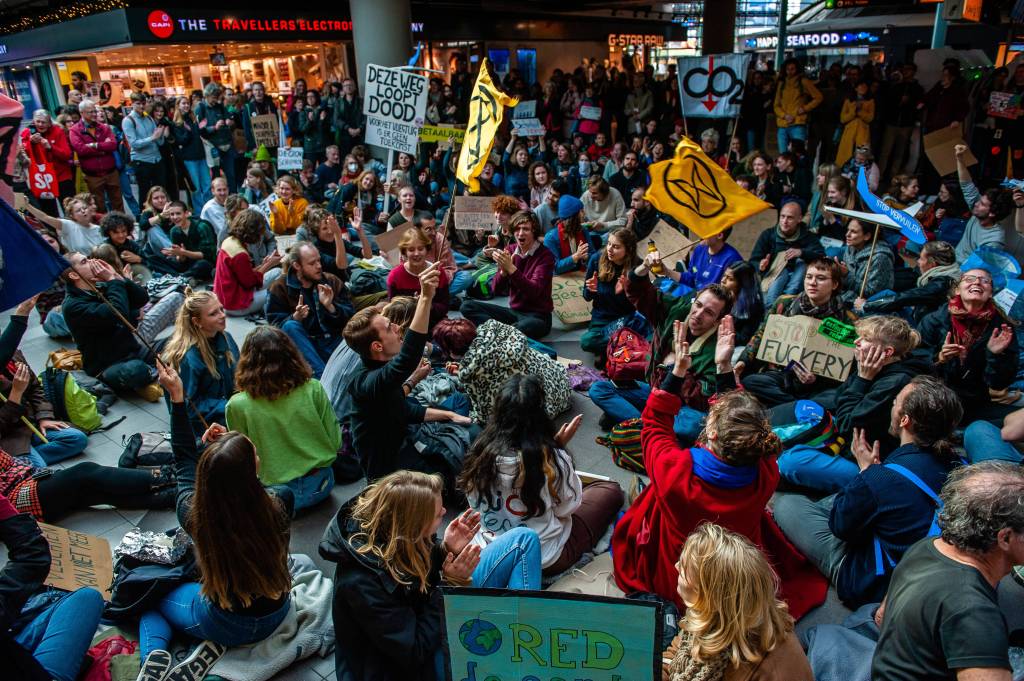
[[785, 359, 809, 375]]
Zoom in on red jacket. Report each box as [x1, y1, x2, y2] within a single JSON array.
[[20, 125, 72, 183], [69, 120, 118, 177], [214, 238, 264, 311], [611, 388, 828, 619]]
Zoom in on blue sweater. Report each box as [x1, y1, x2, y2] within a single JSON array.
[[829, 444, 954, 606], [178, 332, 239, 434], [582, 253, 634, 324], [677, 243, 742, 290], [502, 151, 530, 200], [543, 227, 594, 275]]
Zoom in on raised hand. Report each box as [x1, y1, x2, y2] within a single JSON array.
[[201, 423, 228, 444], [419, 261, 441, 298], [442, 543, 481, 584], [856, 343, 888, 381], [555, 414, 583, 448], [851, 427, 881, 471], [317, 283, 335, 307], [443, 509, 481, 555], [938, 331, 966, 363], [155, 360, 184, 402], [714, 315, 735, 371], [585, 274, 598, 293], [987, 324, 1013, 355], [672, 320, 692, 377], [293, 296, 310, 321]]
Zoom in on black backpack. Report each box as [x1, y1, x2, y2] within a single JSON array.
[[104, 541, 199, 620]]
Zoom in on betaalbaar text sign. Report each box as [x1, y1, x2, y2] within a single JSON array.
[[755, 314, 857, 381], [363, 63, 428, 155], [442, 588, 661, 681]]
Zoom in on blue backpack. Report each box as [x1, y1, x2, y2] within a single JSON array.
[[873, 463, 943, 576]]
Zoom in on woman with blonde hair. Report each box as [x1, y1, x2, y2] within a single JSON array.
[[138, 185, 173, 249], [664, 523, 812, 681], [320, 469, 541, 680], [267, 174, 308, 235], [162, 291, 239, 433], [23, 193, 102, 255], [386, 227, 450, 328]]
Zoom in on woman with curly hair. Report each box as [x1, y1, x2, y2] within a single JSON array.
[[226, 326, 340, 509], [213, 209, 283, 316], [663, 523, 812, 681]]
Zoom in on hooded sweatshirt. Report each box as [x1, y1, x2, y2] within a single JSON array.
[[466, 449, 583, 568]]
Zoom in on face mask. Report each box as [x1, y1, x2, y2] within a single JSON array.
[[579, 161, 590, 175], [347, 163, 358, 172]]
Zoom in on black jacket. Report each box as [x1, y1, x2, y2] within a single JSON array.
[[863, 274, 956, 324], [63, 279, 150, 376], [319, 502, 445, 681], [0, 500, 52, 681], [265, 270, 352, 339], [748, 223, 825, 271], [917, 305, 1019, 415]]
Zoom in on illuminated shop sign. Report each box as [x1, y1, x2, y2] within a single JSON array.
[[744, 31, 881, 50], [608, 34, 666, 47], [137, 8, 423, 41]]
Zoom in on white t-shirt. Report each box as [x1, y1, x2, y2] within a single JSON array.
[[59, 219, 104, 255], [468, 449, 583, 568]]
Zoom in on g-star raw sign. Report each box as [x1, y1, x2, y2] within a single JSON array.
[[363, 64, 428, 155]]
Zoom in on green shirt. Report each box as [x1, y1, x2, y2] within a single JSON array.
[[171, 218, 217, 264], [225, 379, 341, 485]]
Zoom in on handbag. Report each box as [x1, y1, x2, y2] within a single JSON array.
[[104, 539, 199, 620], [25, 141, 58, 201], [47, 347, 83, 371]]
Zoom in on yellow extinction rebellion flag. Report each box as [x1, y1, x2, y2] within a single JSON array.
[[646, 137, 772, 238], [456, 60, 519, 193]]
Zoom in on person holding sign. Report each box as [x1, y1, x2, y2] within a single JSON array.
[[663, 523, 813, 681], [952, 143, 1021, 264], [838, 218, 893, 308], [750, 200, 824, 306]]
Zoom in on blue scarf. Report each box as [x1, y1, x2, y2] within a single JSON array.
[[690, 446, 757, 489]]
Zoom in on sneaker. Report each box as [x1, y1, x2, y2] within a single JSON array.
[[163, 640, 226, 681], [136, 649, 172, 681], [136, 382, 165, 403], [598, 413, 618, 432]]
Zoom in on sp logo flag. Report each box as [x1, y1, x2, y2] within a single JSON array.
[[456, 60, 518, 193], [646, 137, 771, 238]]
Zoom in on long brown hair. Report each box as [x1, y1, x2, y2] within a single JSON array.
[[188, 432, 291, 610], [350, 471, 443, 593], [234, 326, 312, 400], [597, 228, 640, 282]]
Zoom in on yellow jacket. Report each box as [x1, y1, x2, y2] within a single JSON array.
[[835, 98, 875, 167], [268, 197, 309, 235], [773, 76, 823, 128]]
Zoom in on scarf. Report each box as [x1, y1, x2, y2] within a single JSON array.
[[787, 292, 846, 319], [668, 630, 731, 681], [918, 262, 961, 287], [556, 222, 582, 260], [775, 223, 801, 243], [948, 295, 996, 349], [690, 447, 757, 489]]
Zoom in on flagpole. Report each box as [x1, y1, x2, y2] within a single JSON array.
[[658, 236, 702, 263], [859, 224, 881, 299], [0, 393, 48, 444], [727, 113, 740, 161]]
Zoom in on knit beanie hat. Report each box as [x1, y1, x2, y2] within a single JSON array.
[[558, 194, 584, 220]]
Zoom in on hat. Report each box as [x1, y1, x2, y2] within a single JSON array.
[[254, 145, 272, 163], [557, 194, 584, 220]]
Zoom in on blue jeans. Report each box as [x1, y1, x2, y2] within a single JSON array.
[[42, 310, 70, 338], [119, 165, 141, 217], [450, 270, 474, 296], [281, 320, 342, 379], [24, 427, 89, 468], [963, 421, 1023, 463], [777, 124, 808, 154], [471, 526, 542, 590], [15, 588, 105, 681], [777, 444, 859, 494], [283, 466, 335, 511], [588, 379, 705, 444], [140, 582, 290, 659], [438, 391, 472, 417], [765, 260, 806, 308], [183, 159, 212, 210]]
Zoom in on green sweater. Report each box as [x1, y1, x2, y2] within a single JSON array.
[[225, 379, 341, 485]]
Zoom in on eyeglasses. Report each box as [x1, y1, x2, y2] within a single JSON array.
[[962, 274, 993, 285]]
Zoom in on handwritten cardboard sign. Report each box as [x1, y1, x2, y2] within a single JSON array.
[[364, 63, 428, 155], [988, 91, 1022, 120], [511, 100, 545, 137], [39, 523, 113, 599], [453, 196, 498, 231], [375, 222, 412, 265], [552, 272, 591, 324], [755, 314, 856, 381], [277, 147, 304, 171], [635, 220, 692, 268], [923, 126, 977, 176], [251, 113, 279, 149]]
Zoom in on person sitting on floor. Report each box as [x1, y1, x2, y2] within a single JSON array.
[[612, 316, 828, 619], [162, 291, 239, 435], [225, 326, 340, 511], [543, 194, 594, 275], [267, 174, 309, 236], [265, 242, 353, 378], [151, 200, 217, 282], [62, 252, 183, 401], [135, 362, 295, 681], [662, 523, 813, 681], [580, 227, 641, 364], [774, 376, 962, 608], [839, 218, 893, 309], [461, 211, 556, 340], [459, 374, 624, 577], [856, 240, 960, 322], [296, 205, 373, 279], [749, 200, 825, 306], [213, 209, 283, 318], [387, 227, 450, 330], [100, 210, 151, 284]]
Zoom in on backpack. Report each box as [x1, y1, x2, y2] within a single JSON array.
[[37, 367, 103, 432], [348, 267, 388, 297], [458, 320, 571, 422], [596, 417, 646, 475], [872, 463, 943, 576], [605, 327, 650, 383], [465, 264, 499, 300], [104, 547, 199, 620], [47, 348, 82, 371], [118, 432, 174, 468]]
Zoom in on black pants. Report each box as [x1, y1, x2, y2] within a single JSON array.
[[460, 300, 552, 340], [132, 160, 166, 205], [741, 370, 840, 408], [36, 462, 165, 522]]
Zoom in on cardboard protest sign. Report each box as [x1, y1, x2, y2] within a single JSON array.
[[923, 126, 977, 176], [579, 104, 602, 121], [251, 113, 279, 148], [453, 196, 497, 231], [275, 234, 297, 254], [677, 54, 750, 118], [442, 588, 661, 681], [755, 314, 857, 381], [552, 272, 591, 325], [730, 207, 777, 261], [39, 523, 113, 599], [420, 124, 466, 147], [364, 64, 428, 155], [635, 219, 692, 266], [988, 91, 1022, 120], [277, 147, 304, 171], [375, 223, 412, 265], [511, 100, 546, 137]]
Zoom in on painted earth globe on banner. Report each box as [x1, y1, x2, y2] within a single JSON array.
[[459, 618, 502, 656]]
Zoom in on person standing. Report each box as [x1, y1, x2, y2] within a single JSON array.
[[878, 64, 924, 179], [69, 99, 123, 213], [171, 95, 211, 211], [332, 78, 364, 156], [122, 93, 167, 203], [773, 58, 823, 153], [195, 84, 239, 192], [21, 109, 74, 215], [240, 81, 278, 155]]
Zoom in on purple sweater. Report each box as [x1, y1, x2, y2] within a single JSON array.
[[493, 242, 555, 314]]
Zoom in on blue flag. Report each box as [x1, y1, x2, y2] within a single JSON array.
[[856, 167, 927, 245], [0, 198, 70, 312]]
